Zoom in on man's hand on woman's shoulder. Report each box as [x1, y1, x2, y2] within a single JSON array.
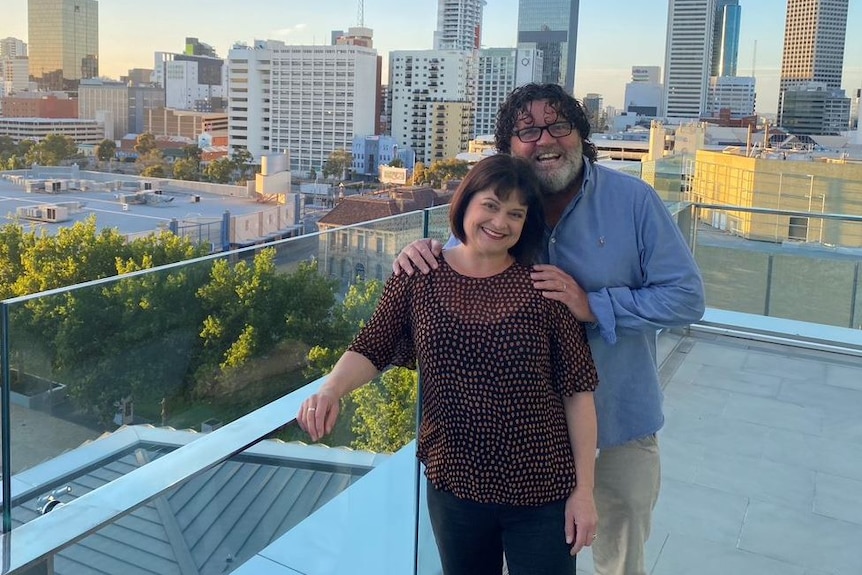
[[392, 238, 444, 275]]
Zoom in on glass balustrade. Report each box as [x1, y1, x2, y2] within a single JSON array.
[[3, 196, 861, 575]]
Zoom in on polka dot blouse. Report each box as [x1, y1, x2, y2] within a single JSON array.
[[349, 256, 599, 506]]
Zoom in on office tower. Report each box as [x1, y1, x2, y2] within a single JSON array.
[[779, 84, 850, 135], [517, 0, 580, 93], [777, 0, 849, 124], [582, 93, 603, 130], [711, 0, 740, 77], [625, 66, 664, 117], [663, 0, 715, 120], [28, 0, 98, 91], [434, 0, 486, 51], [704, 76, 755, 118], [227, 39, 379, 173]]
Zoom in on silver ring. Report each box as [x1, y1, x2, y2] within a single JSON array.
[[308, 407, 316, 412], [562, 282, 567, 292]]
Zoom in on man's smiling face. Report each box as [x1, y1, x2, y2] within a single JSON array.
[[509, 99, 584, 196]]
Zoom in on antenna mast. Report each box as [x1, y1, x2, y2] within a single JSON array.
[[357, 0, 364, 26]]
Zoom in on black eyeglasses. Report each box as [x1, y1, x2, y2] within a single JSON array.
[[512, 121, 573, 143]]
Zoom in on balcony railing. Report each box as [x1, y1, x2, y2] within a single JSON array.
[[1, 197, 861, 574]]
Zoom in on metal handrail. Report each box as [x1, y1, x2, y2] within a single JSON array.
[[0, 376, 324, 574]]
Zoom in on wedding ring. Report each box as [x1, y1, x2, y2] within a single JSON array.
[[308, 407, 316, 412]]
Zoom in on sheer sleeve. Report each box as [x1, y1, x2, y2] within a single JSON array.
[[348, 272, 417, 371], [549, 300, 599, 396]]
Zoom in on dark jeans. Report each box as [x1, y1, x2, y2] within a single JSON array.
[[426, 481, 576, 575]]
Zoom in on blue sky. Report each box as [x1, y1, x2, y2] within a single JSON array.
[[3, 0, 861, 115]]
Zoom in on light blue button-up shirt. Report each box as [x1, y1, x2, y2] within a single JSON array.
[[543, 160, 705, 448]]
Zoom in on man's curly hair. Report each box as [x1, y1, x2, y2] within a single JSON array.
[[494, 83, 598, 162]]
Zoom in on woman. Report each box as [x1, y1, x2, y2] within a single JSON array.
[[297, 153, 598, 575]]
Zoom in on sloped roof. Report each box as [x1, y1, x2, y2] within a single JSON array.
[[318, 186, 450, 227], [13, 428, 378, 575]]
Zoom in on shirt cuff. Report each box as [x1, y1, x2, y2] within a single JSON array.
[[587, 289, 617, 345]]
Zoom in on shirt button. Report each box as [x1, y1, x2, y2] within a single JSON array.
[[550, 237, 556, 244]]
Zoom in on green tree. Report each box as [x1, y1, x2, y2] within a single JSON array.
[[389, 157, 404, 168], [94, 139, 117, 163], [29, 134, 78, 166], [232, 148, 254, 181], [137, 149, 167, 177], [323, 149, 352, 180], [349, 367, 418, 452], [411, 161, 426, 185], [305, 278, 383, 376], [308, 166, 317, 181], [424, 159, 470, 188], [0, 223, 29, 299], [172, 157, 198, 180], [0, 135, 15, 163], [183, 144, 202, 163], [53, 237, 210, 425], [2, 219, 211, 425], [196, 249, 294, 376], [204, 156, 234, 183], [134, 132, 157, 156]]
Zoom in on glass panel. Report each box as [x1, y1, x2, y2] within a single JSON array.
[[693, 207, 862, 328], [15, 434, 382, 575], [3, 209, 436, 530]]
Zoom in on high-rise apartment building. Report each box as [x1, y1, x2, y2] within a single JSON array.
[[711, 0, 740, 77], [28, 0, 98, 91], [777, 0, 849, 125], [1, 37, 28, 58], [517, 0, 580, 93], [227, 39, 379, 175], [663, 0, 715, 120], [433, 0, 485, 51], [389, 50, 474, 164], [474, 48, 542, 136]]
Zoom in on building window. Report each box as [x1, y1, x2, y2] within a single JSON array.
[[788, 217, 808, 241], [376, 237, 384, 253]]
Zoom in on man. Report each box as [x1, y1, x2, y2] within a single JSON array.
[[395, 83, 705, 575]]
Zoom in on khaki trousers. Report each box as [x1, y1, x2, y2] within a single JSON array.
[[591, 435, 661, 575]]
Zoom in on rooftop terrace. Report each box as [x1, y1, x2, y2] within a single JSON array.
[[1, 190, 860, 574]]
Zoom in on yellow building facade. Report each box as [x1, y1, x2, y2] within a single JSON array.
[[692, 150, 862, 246]]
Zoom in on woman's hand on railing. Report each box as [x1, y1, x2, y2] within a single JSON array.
[[297, 391, 340, 442]]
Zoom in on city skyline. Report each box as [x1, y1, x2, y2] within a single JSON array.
[[3, 0, 862, 116]]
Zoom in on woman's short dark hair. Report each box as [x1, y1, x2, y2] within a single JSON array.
[[449, 154, 545, 265], [494, 83, 598, 162]]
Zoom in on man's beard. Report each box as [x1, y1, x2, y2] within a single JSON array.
[[530, 141, 584, 196]]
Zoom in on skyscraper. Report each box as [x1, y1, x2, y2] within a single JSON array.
[[517, 0, 580, 94], [663, 0, 715, 120], [433, 0, 486, 51], [711, 0, 740, 77], [777, 0, 849, 123], [28, 0, 99, 91]]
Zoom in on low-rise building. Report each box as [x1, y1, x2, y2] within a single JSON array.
[[317, 186, 451, 283]]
